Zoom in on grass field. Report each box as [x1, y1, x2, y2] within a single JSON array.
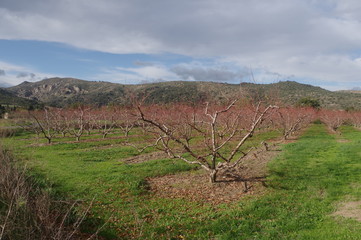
[[2, 124, 361, 239]]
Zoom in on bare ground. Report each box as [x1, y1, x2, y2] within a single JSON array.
[[148, 171, 257, 205], [147, 141, 283, 205], [333, 201, 361, 222], [121, 151, 169, 164]]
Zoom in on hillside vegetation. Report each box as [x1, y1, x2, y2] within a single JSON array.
[[0, 88, 40, 109], [6, 77, 361, 109]]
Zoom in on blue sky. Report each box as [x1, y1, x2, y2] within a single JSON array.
[[1, 0, 361, 90], [0, 39, 255, 86], [0, 39, 195, 82]]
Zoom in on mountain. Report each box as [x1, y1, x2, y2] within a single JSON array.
[[7, 77, 361, 109], [337, 90, 361, 94], [241, 81, 361, 109], [8, 78, 239, 107], [8, 78, 126, 107], [0, 87, 41, 108]]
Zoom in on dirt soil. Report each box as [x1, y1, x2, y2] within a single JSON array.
[[333, 201, 361, 222], [147, 141, 283, 205], [122, 151, 169, 164]]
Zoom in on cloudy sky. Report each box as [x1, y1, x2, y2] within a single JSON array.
[[1, 0, 361, 90]]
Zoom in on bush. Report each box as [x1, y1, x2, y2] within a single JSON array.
[[312, 119, 323, 124], [0, 145, 97, 240], [297, 98, 321, 109]]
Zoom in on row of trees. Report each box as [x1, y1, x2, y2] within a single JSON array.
[[138, 101, 279, 182], [9, 96, 361, 184], [12, 101, 358, 182], [14, 106, 137, 143]]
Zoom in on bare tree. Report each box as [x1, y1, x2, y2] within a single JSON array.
[[11, 110, 38, 138], [29, 108, 57, 144], [96, 107, 117, 139], [117, 108, 136, 137], [53, 109, 69, 137], [66, 106, 89, 141], [0, 145, 103, 239], [137, 101, 277, 183], [276, 107, 316, 140], [320, 109, 349, 133], [350, 111, 361, 129], [85, 111, 97, 136]]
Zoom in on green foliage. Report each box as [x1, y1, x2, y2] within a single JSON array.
[[313, 119, 323, 124], [344, 106, 356, 112], [0, 88, 41, 109], [297, 97, 321, 108]]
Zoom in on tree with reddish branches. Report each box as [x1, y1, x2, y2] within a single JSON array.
[[95, 107, 117, 139], [53, 109, 69, 137], [275, 107, 316, 140], [320, 109, 350, 133], [137, 101, 277, 183], [66, 106, 89, 141], [349, 111, 361, 129], [116, 108, 136, 137]]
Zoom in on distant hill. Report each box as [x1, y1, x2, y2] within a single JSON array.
[[8, 78, 126, 107], [337, 90, 361, 94], [0, 87, 40, 109], [8, 78, 240, 107], [241, 81, 361, 109], [7, 77, 361, 109]]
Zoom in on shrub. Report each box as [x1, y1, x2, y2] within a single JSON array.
[[0, 145, 97, 240]]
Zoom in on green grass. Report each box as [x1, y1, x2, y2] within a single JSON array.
[[2, 124, 361, 239]]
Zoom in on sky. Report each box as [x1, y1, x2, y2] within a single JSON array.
[[1, 1, 361, 90]]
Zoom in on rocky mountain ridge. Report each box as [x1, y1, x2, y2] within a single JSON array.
[[5, 77, 361, 109]]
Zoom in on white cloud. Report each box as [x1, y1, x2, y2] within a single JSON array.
[[92, 64, 179, 84], [0, 61, 55, 86], [117, 66, 176, 80], [94, 61, 252, 84], [0, 0, 338, 56], [2, 1, 361, 89], [171, 63, 248, 83]]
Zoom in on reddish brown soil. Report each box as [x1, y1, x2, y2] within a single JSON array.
[[147, 142, 283, 205], [148, 171, 266, 205]]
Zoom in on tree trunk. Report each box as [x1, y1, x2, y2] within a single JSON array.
[[209, 169, 218, 183]]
